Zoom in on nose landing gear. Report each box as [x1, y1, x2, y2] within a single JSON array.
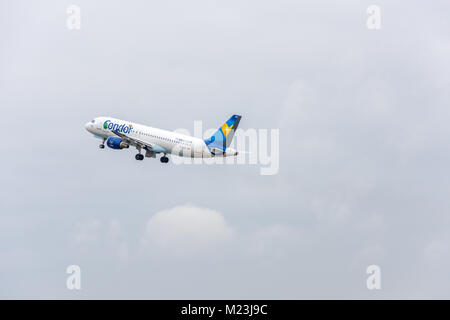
[[135, 154, 144, 161], [99, 138, 106, 149]]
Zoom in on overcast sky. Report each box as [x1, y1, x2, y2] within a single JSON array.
[[1, 0, 450, 299]]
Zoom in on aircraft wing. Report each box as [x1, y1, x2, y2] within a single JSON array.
[[112, 130, 164, 153]]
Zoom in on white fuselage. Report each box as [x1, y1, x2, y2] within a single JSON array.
[[85, 116, 215, 158]]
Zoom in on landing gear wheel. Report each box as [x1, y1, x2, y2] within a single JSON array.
[[99, 138, 106, 149], [160, 156, 169, 163], [135, 154, 144, 161]]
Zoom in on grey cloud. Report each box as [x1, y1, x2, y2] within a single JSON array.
[[1, 0, 450, 299]]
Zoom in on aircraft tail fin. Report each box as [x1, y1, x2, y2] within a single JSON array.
[[204, 115, 242, 152]]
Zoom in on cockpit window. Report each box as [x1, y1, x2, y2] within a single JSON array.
[[90, 120, 95, 123]]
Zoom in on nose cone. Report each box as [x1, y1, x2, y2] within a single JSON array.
[[85, 121, 93, 133]]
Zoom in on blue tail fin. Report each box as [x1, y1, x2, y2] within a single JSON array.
[[204, 115, 242, 153]]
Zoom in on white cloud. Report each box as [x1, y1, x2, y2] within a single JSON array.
[[107, 219, 122, 241], [72, 219, 102, 245], [424, 235, 450, 265], [141, 204, 234, 257], [71, 205, 301, 263], [71, 218, 129, 261], [245, 224, 301, 258], [351, 244, 386, 269]]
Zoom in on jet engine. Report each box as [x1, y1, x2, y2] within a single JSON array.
[[106, 137, 129, 149]]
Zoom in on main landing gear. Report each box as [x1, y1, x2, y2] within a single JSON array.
[[99, 138, 106, 149], [135, 151, 168, 163], [160, 155, 169, 163]]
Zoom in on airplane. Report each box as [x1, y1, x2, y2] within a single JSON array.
[[84, 115, 241, 163]]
